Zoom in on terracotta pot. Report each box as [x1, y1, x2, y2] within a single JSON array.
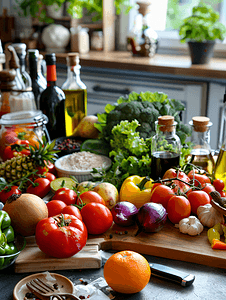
[[188, 41, 215, 64]]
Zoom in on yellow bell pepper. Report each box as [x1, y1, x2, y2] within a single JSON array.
[[119, 175, 154, 209]]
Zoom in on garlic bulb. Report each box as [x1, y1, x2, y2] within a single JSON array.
[[179, 216, 204, 236], [197, 204, 224, 228]]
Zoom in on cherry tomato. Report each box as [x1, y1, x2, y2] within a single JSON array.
[[46, 200, 67, 217], [35, 214, 87, 258], [0, 186, 22, 204], [220, 190, 226, 197], [81, 203, 113, 235], [62, 205, 82, 221], [188, 170, 211, 187], [213, 178, 225, 192], [45, 161, 57, 175], [26, 178, 51, 198], [150, 185, 174, 209], [52, 187, 77, 205], [3, 140, 30, 161], [36, 166, 48, 175], [202, 183, 215, 200], [187, 190, 210, 215], [44, 172, 56, 182], [167, 195, 191, 224], [77, 191, 105, 206]]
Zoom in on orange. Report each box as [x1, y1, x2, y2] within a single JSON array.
[[103, 250, 151, 294]]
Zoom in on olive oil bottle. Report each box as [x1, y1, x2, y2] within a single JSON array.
[[62, 53, 87, 136]]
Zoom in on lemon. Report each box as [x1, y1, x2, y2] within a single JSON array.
[[50, 177, 77, 193]]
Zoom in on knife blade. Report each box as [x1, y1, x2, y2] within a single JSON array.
[[100, 250, 195, 287]]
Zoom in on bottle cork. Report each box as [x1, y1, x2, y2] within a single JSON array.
[[158, 115, 174, 132], [192, 116, 210, 132], [67, 53, 80, 67]]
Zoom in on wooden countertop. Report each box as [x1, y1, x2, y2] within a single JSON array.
[[56, 51, 226, 80]]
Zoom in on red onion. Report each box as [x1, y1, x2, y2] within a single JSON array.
[[111, 201, 139, 227], [136, 203, 167, 236]]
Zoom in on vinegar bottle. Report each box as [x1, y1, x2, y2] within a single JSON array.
[[187, 116, 215, 174], [151, 115, 181, 180], [39, 53, 66, 140], [61, 53, 87, 136]]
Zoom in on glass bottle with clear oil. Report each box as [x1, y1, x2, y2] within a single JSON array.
[[186, 116, 215, 175], [61, 53, 87, 137], [150, 115, 181, 180]]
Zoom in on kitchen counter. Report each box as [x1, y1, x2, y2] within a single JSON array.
[[1, 250, 226, 300], [56, 51, 226, 81]]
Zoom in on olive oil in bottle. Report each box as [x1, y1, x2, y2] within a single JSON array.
[[214, 148, 226, 184], [62, 53, 87, 136], [187, 116, 215, 175]]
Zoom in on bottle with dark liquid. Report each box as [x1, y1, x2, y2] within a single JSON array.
[[61, 53, 87, 136], [39, 53, 65, 140], [186, 116, 215, 175], [28, 49, 47, 109], [151, 115, 181, 180]]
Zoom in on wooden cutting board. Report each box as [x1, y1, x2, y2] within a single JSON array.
[[14, 221, 226, 273]]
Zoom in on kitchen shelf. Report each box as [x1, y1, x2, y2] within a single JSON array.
[[32, 0, 115, 52]]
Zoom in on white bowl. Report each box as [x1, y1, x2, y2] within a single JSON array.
[[55, 152, 112, 182]]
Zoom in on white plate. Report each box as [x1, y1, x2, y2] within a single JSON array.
[[13, 272, 74, 300]]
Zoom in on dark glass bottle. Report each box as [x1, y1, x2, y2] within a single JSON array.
[[39, 53, 65, 140], [28, 49, 47, 109]]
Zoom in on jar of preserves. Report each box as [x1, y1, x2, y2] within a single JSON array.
[[0, 110, 49, 160]]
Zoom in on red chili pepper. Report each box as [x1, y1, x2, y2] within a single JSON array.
[[211, 239, 226, 250]]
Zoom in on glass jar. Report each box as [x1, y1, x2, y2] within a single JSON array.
[[0, 110, 49, 160], [187, 116, 215, 174], [91, 31, 103, 51], [150, 115, 181, 180]]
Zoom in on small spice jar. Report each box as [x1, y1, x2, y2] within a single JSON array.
[[0, 110, 49, 160], [91, 31, 103, 51], [150, 115, 181, 180]]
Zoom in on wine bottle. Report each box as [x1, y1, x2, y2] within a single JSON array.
[[39, 53, 66, 140], [28, 49, 47, 109], [61, 52, 87, 136]]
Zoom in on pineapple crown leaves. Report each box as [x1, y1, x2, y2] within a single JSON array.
[[29, 136, 60, 167]]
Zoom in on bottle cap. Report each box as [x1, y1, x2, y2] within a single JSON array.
[[192, 116, 210, 132], [67, 52, 80, 66], [28, 49, 39, 59], [11, 43, 27, 56], [45, 53, 56, 65]]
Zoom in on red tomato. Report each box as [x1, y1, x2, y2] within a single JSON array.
[[46, 200, 67, 217], [0, 186, 22, 204], [150, 185, 174, 209], [167, 195, 191, 224], [188, 170, 211, 187], [35, 214, 87, 258], [52, 187, 77, 205], [187, 190, 210, 215], [62, 205, 82, 221], [202, 183, 215, 200], [26, 178, 51, 198], [36, 166, 48, 175], [45, 161, 57, 175], [220, 190, 226, 197], [151, 182, 162, 192], [81, 203, 113, 235], [3, 140, 30, 161], [213, 178, 225, 192], [77, 191, 105, 206], [44, 172, 56, 182]]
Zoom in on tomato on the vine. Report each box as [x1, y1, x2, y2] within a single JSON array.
[[52, 187, 77, 205], [188, 170, 211, 187], [35, 214, 87, 258], [213, 178, 225, 192], [26, 178, 51, 198], [46, 200, 67, 217], [202, 183, 215, 200], [77, 191, 105, 206], [81, 203, 113, 235], [187, 190, 210, 215], [167, 195, 191, 224], [150, 185, 174, 209], [0, 186, 22, 204]]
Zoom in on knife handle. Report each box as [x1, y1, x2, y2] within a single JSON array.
[[149, 263, 195, 287]]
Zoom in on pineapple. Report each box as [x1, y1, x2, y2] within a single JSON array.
[[0, 137, 58, 182]]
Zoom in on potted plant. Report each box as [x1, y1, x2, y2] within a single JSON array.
[[15, 0, 133, 23], [179, 2, 226, 64]]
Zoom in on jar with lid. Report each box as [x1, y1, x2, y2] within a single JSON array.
[[150, 115, 181, 180], [187, 116, 215, 174], [0, 110, 49, 160]]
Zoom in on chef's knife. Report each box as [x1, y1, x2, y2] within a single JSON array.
[[100, 250, 195, 287]]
